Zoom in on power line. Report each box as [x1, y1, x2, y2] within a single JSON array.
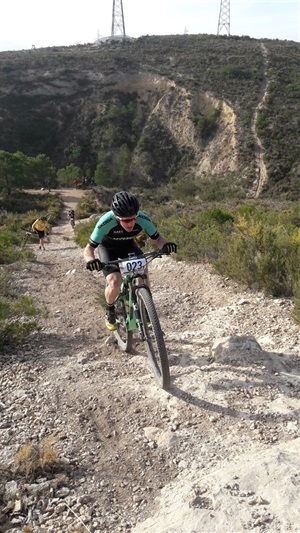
[[111, 0, 126, 38], [217, 0, 230, 35]]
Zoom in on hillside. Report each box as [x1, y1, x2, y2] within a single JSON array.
[[0, 34, 299, 197], [1, 190, 300, 532]]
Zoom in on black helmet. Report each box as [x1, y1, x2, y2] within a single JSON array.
[[111, 191, 139, 218], [40, 215, 47, 221]]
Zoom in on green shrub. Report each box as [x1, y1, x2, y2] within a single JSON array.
[[215, 216, 300, 297], [74, 220, 96, 248], [75, 190, 99, 219], [173, 180, 198, 200], [194, 107, 221, 139], [0, 297, 10, 320], [0, 270, 43, 351], [155, 208, 233, 262], [194, 208, 234, 226], [0, 320, 38, 349]]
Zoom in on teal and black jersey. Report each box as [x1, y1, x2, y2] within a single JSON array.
[[89, 210, 160, 248]]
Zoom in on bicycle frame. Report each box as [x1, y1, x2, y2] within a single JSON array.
[[105, 250, 161, 336], [103, 250, 171, 389], [117, 271, 150, 337]]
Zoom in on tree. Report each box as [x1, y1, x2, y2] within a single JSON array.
[[64, 144, 82, 166], [114, 144, 132, 186], [0, 151, 26, 195], [94, 162, 112, 187], [28, 154, 55, 189], [94, 151, 112, 186], [56, 164, 81, 187]]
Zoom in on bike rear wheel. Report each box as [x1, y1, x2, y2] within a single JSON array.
[[114, 297, 133, 352], [137, 287, 170, 390]]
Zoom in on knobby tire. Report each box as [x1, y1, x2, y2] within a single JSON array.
[[137, 287, 170, 390], [114, 297, 133, 352]]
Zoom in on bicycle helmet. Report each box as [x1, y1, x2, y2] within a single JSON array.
[[40, 215, 47, 221], [111, 191, 139, 218]]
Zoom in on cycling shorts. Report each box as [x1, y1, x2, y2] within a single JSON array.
[[98, 242, 143, 277]]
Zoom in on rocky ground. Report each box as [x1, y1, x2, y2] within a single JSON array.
[[1, 189, 300, 533]]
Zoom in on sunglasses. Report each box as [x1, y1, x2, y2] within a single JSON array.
[[117, 216, 137, 223]]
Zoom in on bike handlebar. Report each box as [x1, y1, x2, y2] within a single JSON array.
[[86, 247, 175, 273], [103, 249, 164, 268]]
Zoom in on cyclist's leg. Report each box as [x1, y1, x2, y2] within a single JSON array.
[[98, 245, 122, 303], [37, 230, 45, 250], [40, 231, 45, 249], [105, 272, 122, 304], [98, 245, 122, 330]]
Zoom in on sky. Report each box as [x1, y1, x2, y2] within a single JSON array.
[[0, 0, 299, 52]]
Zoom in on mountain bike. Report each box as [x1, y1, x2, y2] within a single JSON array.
[[103, 251, 171, 390], [21, 230, 35, 248], [22, 229, 51, 248], [69, 216, 75, 229], [67, 211, 75, 229]]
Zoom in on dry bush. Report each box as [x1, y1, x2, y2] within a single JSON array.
[[15, 436, 62, 478], [67, 524, 91, 533], [23, 525, 33, 533]]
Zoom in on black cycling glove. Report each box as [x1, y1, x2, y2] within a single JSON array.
[[161, 242, 177, 255], [86, 259, 103, 272]]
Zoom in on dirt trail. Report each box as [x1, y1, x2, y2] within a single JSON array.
[[251, 42, 269, 197], [1, 189, 300, 532]]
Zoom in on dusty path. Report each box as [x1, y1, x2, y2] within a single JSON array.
[[251, 42, 269, 197], [55, 187, 88, 210], [1, 190, 300, 532]]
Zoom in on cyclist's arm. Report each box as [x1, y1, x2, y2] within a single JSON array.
[[153, 235, 166, 249], [84, 243, 96, 262], [84, 213, 117, 264]]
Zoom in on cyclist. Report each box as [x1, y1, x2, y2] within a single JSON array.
[[83, 190, 177, 331], [67, 209, 75, 227], [31, 215, 50, 250]]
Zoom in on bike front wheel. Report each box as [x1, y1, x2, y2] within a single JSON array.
[[114, 297, 133, 352], [137, 287, 170, 390]]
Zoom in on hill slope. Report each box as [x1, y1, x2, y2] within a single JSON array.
[[1, 190, 300, 532], [0, 35, 299, 196]]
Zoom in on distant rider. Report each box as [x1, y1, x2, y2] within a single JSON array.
[[83, 191, 177, 331], [67, 209, 75, 228]]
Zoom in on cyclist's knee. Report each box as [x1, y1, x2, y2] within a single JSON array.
[[106, 273, 121, 291]]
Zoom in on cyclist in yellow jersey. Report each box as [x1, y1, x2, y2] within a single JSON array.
[[31, 216, 50, 250]]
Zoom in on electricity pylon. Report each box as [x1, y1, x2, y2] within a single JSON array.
[[217, 0, 230, 36], [111, 0, 126, 38]]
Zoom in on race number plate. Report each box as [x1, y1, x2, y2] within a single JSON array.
[[122, 257, 146, 273]]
